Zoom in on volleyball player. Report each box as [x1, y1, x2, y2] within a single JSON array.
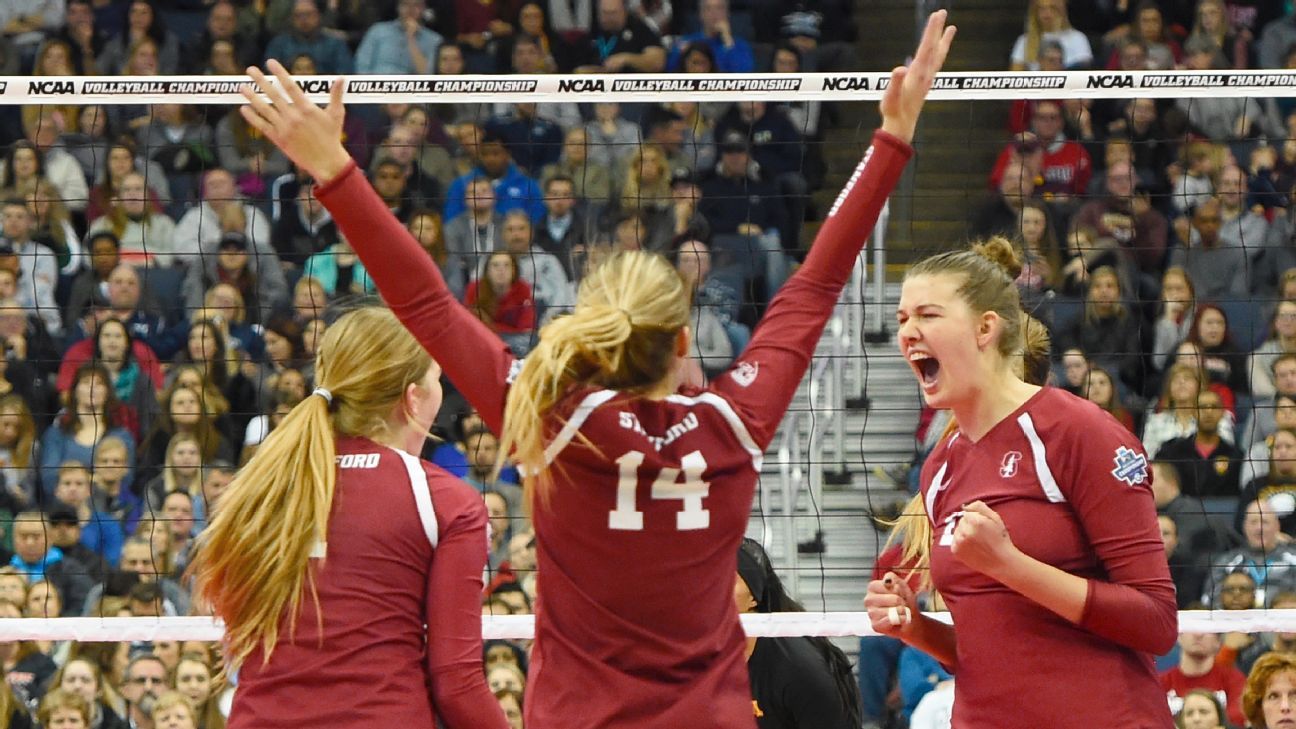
[[190, 308, 508, 729], [237, 10, 953, 727], [865, 239, 1177, 727]]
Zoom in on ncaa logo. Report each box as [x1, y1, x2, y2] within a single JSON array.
[[999, 451, 1022, 478]]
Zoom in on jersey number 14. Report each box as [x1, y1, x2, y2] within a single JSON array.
[[609, 450, 711, 531]]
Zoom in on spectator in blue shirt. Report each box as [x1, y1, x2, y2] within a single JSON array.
[[355, 0, 444, 74], [444, 131, 545, 222], [264, 0, 354, 74], [667, 0, 754, 72]]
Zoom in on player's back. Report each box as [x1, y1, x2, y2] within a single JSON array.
[[525, 388, 761, 729], [230, 436, 471, 727]]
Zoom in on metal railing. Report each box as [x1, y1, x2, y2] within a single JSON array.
[[767, 198, 890, 592]]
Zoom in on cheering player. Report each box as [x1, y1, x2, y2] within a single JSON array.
[[865, 239, 1177, 727], [190, 308, 508, 729], [236, 10, 953, 727]]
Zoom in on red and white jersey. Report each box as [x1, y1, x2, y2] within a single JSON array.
[[317, 128, 913, 728], [923, 387, 1176, 729], [229, 436, 507, 729]]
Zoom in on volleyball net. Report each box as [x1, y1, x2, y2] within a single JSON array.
[[0, 67, 1294, 643]]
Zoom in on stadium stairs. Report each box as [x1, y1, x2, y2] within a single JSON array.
[[805, 0, 1027, 264], [747, 0, 1027, 658]]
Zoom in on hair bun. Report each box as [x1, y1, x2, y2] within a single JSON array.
[[971, 236, 1023, 281]]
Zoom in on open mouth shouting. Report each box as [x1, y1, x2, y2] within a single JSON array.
[[908, 350, 941, 393]]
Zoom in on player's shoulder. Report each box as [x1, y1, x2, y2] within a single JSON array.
[[1023, 389, 1152, 488], [1020, 386, 1125, 439], [420, 459, 489, 520]]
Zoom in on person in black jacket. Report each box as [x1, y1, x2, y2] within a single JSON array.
[[1155, 389, 1245, 498], [735, 538, 860, 729]]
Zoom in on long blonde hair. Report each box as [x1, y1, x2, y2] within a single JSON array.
[[885, 305, 1051, 590], [1022, 0, 1072, 65], [500, 251, 689, 505], [190, 307, 433, 670]]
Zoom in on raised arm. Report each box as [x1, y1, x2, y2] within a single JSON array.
[[237, 61, 517, 433], [709, 11, 955, 449]]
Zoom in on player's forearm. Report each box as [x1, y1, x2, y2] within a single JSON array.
[[1081, 576, 1179, 654], [315, 161, 452, 308], [992, 548, 1089, 624], [800, 130, 912, 291], [315, 161, 516, 431], [992, 546, 1177, 653]]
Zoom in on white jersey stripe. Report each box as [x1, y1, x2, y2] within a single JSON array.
[[1016, 413, 1066, 504], [392, 447, 439, 548], [539, 389, 765, 473], [925, 461, 949, 526], [543, 390, 619, 465]]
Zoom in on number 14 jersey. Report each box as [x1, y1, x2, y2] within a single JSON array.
[[527, 385, 767, 728]]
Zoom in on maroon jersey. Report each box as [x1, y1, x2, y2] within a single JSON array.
[[922, 388, 1177, 728], [316, 129, 912, 727], [229, 436, 508, 729]]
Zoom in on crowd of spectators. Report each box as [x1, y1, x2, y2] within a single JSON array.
[[0, 0, 867, 726], [876, 2, 1296, 728]]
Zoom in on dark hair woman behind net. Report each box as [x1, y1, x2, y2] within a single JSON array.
[[735, 538, 861, 728]]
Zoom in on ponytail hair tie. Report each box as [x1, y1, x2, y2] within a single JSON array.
[[312, 387, 333, 404]]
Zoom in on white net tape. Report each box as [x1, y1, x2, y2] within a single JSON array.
[[3, 69, 1295, 106], [5, 611, 1288, 642]]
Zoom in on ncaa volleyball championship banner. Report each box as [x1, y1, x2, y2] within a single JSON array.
[[3, 70, 1296, 105]]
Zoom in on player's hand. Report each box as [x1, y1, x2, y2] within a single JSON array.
[[239, 59, 352, 185], [864, 571, 920, 638], [950, 501, 1017, 579], [879, 9, 956, 144]]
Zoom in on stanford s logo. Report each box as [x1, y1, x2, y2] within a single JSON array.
[[1111, 446, 1148, 486], [999, 451, 1022, 478]]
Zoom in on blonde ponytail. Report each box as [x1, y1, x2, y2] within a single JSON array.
[[190, 307, 433, 671], [500, 251, 689, 507]]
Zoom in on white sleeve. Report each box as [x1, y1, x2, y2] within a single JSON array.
[[1060, 30, 1093, 67]]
